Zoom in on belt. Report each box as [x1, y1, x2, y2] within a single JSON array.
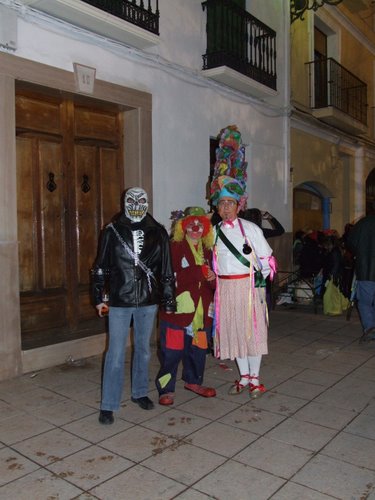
[[218, 274, 250, 280]]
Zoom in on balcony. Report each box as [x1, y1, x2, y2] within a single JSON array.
[[19, 0, 160, 49], [201, 0, 277, 98], [306, 57, 368, 135]]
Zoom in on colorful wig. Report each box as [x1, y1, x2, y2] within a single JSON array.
[[172, 207, 214, 249]]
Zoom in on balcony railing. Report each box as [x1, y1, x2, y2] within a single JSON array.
[[306, 57, 367, 126], [81, 0, 159, 35], [202, 0, 277, 91]]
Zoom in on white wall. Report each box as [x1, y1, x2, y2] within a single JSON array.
[[5, 0, 290, 231]]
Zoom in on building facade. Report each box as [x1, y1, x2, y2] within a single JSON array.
[[0, 0, 291, 380], [290, 0, 375, 234]]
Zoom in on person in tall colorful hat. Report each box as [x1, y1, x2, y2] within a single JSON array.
[[156, 207, 217, 405], [210, 125, 276, 397]]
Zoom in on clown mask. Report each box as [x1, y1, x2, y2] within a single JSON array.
[[124, 187, 148, 223], [185, 217, 204, 241]]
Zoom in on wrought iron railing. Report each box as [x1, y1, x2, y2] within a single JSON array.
[[202, 0, 277, 91], [81, 0, 159, 35], [306, 57, 367, 125]]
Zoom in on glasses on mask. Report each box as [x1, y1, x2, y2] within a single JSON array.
[[218, 200, 237, 208]]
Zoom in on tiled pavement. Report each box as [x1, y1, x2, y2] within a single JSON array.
[[1, 307, 375, 500]]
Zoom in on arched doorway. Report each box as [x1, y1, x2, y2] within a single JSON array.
[[293, 181, 334, 233], [366, 168, 375, 215]]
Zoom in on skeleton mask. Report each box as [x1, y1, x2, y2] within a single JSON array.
[[124, 187, 148, 223]]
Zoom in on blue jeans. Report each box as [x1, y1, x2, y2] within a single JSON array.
[[356, 281, 375, 332], [101, 304, 158, 411]]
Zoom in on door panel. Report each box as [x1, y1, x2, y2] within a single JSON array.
[[39, 140, 66, 289], [16, 90, 124, 349], [101, 148, 123, 224], [17, 137, 36, 292]]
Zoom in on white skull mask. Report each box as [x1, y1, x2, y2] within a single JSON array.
[[124, 187, 148, 223]]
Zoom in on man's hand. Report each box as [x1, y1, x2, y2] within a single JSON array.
[[96, 303, 109, 317]]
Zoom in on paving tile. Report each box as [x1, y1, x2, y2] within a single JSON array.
[[173, 489, 213, 499], [70, 386, 102, 409], [141, 443, 226, 486], [50, 379, 100, 399], [293, 401, 357, 430], [292, 454, 375, 499], [291, 368, 343, 387], [292, 342, 341, 359], [267, 352, 324, 371], [271, 481, 337, 499], [187, 421, 258, 457], [89, 464, 186, 499], [0, 447, 40, 486], [99, 425, 179, 462], [0, 413, 54, 445], [0, 386, 66, 410], [234, 436, 314, 478], [141, 408, 211, 439], [218, 405, 286, 435], [29, 398, 96, 426], [177, 394, 240, 420], [314, 378, 374, 412], [344, 413, 375, 440], [261, 363, 306, 387], [114, 398, 170, 425], [247, 391, 308, 416], [0, 400, 25, 421], [266, 417, 337, 451], [321, 431, 375, 470], [0, 375, 38, 396], [193, 459, 285, 499], [311, 358, 359, 376], [47, 444, 133, 490], [362, 399, 375, 416], [12, 428, 91, 466], [62, 413, 134, 443], [0, 468, 83, 499], [272, 379, 326, 400], [351, 365, 375, 382], [73, 494, 98, 500]]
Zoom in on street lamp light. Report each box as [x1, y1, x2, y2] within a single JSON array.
[[290, 0, 344, 23]]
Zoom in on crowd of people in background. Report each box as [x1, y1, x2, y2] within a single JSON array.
[[292, 226, 354, 302]]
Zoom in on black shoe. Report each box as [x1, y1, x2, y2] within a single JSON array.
[[99, 410, 114, 425], [131, 396, 154, 410], [359, 326, 375, 344]]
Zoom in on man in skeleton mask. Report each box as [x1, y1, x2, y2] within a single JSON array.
[[92, 187, 176, 424]]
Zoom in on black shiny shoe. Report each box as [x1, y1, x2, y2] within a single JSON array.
[[99, 410, 114, 425], [131, 396, 154, 410]]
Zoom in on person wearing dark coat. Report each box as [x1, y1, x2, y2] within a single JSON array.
[[347, 211, 375, 342], [91, 187, 176, 424], [240, 208, 285, 239]]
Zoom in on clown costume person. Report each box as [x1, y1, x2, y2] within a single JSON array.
[[156, 207, 216, 405], [210, 126, 276, 397]]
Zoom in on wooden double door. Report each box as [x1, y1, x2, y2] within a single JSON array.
[[16, 86, 124, 349]]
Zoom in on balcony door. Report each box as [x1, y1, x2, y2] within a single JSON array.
[[314, 27, 328, 108], [207, 0, 246, 60], [16, 86, 124, 349]]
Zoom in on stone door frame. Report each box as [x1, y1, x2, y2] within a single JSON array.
[[0, 52, 153, 380]]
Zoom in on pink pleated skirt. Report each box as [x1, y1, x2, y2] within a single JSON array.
[[215, 276, 268, 360]]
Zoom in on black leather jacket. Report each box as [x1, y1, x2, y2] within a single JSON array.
[[92, 213, 176, 311]]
